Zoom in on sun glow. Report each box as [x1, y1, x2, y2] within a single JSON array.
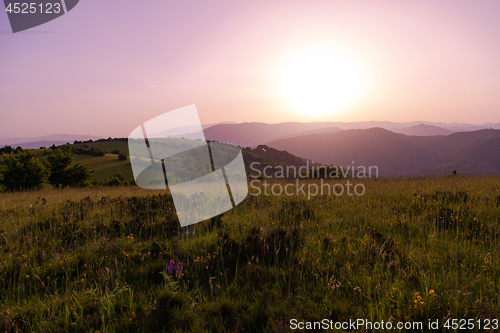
[[276, 47, 366, 118]]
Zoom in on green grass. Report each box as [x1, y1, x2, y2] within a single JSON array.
[[74, 154, 133, 181], [0, 176, 499, 332]]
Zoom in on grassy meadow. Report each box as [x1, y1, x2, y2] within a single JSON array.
[[73, 154, 133, 181], [0, 176, 500, 332]]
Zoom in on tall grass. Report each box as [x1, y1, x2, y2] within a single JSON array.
[[0, 176, 499, 332]]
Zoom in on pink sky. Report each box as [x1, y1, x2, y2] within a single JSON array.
[[1, 0, 500, 138]]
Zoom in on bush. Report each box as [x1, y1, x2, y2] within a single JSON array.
[[111, 149, 120, 154], [104, 172, 127, 186], [0, 150, 49, 191], [73, 147, 109, 156], [46, 147, 93, 188], [0, 145, 14, 154], [118, 152, 128, 161]]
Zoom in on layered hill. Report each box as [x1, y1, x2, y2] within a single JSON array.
[[392, 124, 455, 136], [4, 121, 500, 149], [197, 121, 500, 147], [0, 134, 101, 149], [266, 128, 500, 176]]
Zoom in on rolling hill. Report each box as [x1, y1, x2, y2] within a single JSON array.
[[60, 140, 310, 181], [392, 124, 455, 136], [194, 121, 500, 147], [266, 128, 500, 176], [263, 126, 343, 143], [199, 122, 344, 147], [4, 126, 500, 180], [0, 134, 101, 148], [4, 121, 500, 150]]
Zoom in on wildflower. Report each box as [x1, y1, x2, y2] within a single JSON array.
[[167, 259, 175, 275], [429, 290, 435, 296], [175, 263, 183, 278]]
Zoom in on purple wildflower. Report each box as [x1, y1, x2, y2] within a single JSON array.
[[175, 263, 183, 278], [167, 259, 175, 275]]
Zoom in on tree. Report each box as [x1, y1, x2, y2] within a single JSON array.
[[118, 152, 128, 161], [105, 172, 127, 186], [0, 150, 49, 191], [0, 145, 14, 154], [46, 147, 93, 188]]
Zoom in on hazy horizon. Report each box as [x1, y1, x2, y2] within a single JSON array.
[[2, 0, 500, 139], [2, 119, 500, 144]]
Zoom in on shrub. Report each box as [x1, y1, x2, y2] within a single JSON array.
[[73, 147, 109, 156], [104, 172, 127, 186], [0, 145, 14, 154], [46, 147, 93, 188], [0, 150, 49, 191]]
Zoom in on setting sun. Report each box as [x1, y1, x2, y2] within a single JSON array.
[[276, 47, 366, 118]]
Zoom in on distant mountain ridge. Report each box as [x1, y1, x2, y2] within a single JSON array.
[[200, 121, 500, 147], [0, 134, 101, 149], [266, 128, 500, 176], [392, 124, 455, 136], [4, 121, 500, 149], [264, 126, 344, 143]]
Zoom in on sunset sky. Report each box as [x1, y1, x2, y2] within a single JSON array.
[[1, 0, 500, 138]]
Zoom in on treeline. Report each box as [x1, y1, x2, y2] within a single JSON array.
[[73, 146, 108, 156], [0, 145, 24, 155], [47, 142, 127, 159], [73, 137, 127, 144], [45, 143, 109, 156]]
